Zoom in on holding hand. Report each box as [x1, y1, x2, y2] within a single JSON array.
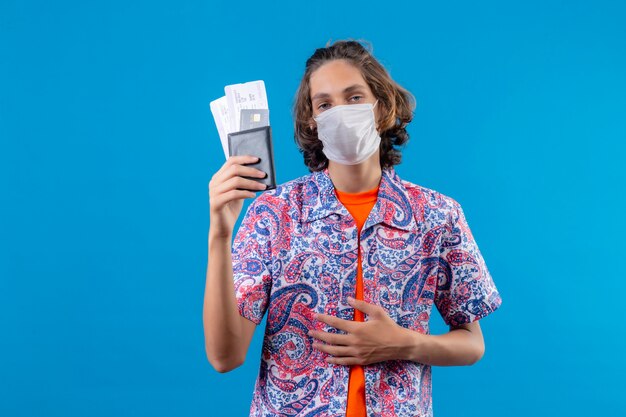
[[208, 155, 267, 238], [308, 297, 425, 366]]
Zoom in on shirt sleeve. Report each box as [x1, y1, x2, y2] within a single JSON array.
[[230, 197, 273, 325], [434, 199, 502, 327]]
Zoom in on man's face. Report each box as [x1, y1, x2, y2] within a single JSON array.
[[309, 59, 380, 129]]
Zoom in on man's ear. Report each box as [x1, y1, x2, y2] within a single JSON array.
[[374, 104, 382, 131], [375, 101, 389, 132]]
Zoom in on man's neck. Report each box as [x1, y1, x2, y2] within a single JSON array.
[[327, 154, 382, 193]]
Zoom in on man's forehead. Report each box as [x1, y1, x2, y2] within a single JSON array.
[[310, 83, 369, 101], [310, 61, 366, 89]]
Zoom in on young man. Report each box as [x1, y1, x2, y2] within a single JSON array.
[[205, 39, 502, 417]]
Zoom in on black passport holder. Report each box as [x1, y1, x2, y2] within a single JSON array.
[[227, 125, 277, 191]]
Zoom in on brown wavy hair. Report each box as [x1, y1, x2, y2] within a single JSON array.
[[292, 39, 417, 172]]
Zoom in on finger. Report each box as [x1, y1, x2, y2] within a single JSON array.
[[224, 164, 267, 180], [212, 155, 262, 183], [212, 189, 257, 207], [348, 297, 383, 318], [216, 155, 259, 175], [308, 329, 351, 346], [326, 356, 362, 366], [214, 176, 267, 195], [213, 164, 266, 188], [312, 343, 353, 357], [315, 313, 356, 333]]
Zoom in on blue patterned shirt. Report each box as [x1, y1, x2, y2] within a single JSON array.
[[231, 166, 502, 417]]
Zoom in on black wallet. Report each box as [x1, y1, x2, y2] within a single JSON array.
[[227, 125, 277, 190]]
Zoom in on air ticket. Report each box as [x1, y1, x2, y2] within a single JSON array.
[[210, 80, 270, 159], [225, 80, 269, 133], [209, 96, 231, 160]]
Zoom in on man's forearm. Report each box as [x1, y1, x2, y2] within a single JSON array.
[[398, 326, 484, 366], [203, 233, 245, 370]]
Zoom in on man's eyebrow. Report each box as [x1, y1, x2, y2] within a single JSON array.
[[311, 84, 368, 102]]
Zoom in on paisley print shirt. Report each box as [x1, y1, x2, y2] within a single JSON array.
[[231, 166, 502, 417]]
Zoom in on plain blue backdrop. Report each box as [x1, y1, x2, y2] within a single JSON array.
[[1, 0, 625, 416]]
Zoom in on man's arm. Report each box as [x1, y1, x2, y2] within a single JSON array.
[[309, 297, 486, 367], [203, 233, 258, 373], [400, 321, 485, 366]]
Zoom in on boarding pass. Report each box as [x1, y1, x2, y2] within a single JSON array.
[[210, 80, 270, 159]]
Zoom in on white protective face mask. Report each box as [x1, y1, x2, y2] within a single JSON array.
[[313, 100, 381, 165]]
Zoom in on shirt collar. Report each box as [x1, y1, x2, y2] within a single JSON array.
[[301, 166, 418, 232]]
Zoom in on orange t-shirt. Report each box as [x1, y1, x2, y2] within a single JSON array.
[[334, 184, 379, 417]]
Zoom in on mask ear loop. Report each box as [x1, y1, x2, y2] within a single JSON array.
[[372, 99, 380, 130]]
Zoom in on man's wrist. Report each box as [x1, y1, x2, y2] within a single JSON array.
[[209, 228, 233, 243], [397, 327, 433, 364]]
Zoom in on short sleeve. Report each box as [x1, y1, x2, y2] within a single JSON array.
[[435, 199, 502, 327], [230, 197, 273, 325]]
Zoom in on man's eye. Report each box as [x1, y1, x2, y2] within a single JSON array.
[[318, 103, 330, 110], [350, 95, 363, 102]]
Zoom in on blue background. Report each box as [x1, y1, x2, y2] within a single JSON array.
[[2, 0, 625, 416]]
